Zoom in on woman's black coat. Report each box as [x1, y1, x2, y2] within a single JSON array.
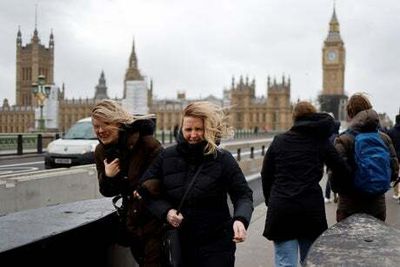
[[261, 113, 351, 241], [140, 135, 253, 263]]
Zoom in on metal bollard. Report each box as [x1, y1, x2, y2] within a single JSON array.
[[169, 131, 173, 143], [261, 145, 265, 156], [250, 147, 254, 159], [37, 134, 43, 154], [161, 131, 165, 144], [17, 134, 23, 155], [237, 148, 241, 161]]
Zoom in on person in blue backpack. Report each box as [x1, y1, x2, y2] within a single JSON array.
[[331, 93, 399, 222]]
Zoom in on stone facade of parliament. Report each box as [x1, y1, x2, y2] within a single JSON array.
[[0, 25, 294, 134], [2, 9, 356, 134]]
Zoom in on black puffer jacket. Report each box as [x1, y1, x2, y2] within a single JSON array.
[[140, 132, 253, 244], [261, 113, 351, 241]]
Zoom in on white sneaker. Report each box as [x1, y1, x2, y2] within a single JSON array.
[[393, 195, 400, 200], [324, 198, 332, 203]]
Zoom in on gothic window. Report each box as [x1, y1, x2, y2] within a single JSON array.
[[274, 97, 279, 107]]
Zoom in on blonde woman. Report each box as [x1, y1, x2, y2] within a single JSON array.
[[91, 99, 163, 267], [139, 101, 253, 267]]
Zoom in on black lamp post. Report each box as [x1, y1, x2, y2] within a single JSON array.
[[32, 75, 52, 131]]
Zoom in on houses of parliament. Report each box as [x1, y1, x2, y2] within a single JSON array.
[[0, 8, 349, 134]]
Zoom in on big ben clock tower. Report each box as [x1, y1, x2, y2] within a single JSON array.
[[319, 7, 347, 120]]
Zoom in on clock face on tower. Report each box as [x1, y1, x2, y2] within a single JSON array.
[[327, 51, 337, 61]]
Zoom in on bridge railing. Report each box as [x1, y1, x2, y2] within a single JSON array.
[[0, 133, 61, 156], [0, 130, 279, 156]]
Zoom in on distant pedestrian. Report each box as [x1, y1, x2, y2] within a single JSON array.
[[331, 93, 399, 222], [387, 111, 400, 200], [261, 101, 351, 267], [173, 124, 179, 142]]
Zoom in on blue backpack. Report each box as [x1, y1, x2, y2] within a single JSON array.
[[350, 131, 391, 195]]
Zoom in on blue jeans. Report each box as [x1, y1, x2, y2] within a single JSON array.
[[274, 239, 313, 267]]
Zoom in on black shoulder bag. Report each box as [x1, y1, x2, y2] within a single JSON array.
[[162, 163, 204, 267], [112, 194, 132, 247]]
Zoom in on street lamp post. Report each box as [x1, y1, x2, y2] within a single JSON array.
[[32, 75, 52, 131]]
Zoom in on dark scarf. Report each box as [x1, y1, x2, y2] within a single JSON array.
[[176, 130, 208, 165]]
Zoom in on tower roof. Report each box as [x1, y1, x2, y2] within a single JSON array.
[[94, 70, 109, 100], [125, 38, 143, 81], [32, 4, 40, 43], [325, 6, 343, 43]]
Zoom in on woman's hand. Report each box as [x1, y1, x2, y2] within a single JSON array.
[[133, 190, 142, 200], [104, 158, 120, 177], [232, 220, 247, 243], [166, 209, 184, 228]]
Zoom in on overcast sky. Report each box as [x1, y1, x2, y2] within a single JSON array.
[[1, 0, 400, 120]]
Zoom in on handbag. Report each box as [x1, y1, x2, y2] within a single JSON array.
[[161, 164, 204, 267], [112, 194, 132, 247]]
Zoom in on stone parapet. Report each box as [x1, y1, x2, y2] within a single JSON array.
[[305, 213, 400, 266]]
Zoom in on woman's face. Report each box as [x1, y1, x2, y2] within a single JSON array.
[[92, 117, 119, 145], [182, 116, 204, 144]]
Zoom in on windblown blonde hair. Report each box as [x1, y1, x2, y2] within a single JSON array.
[[181, 101, 233, 155], [91, 99, 155, 128]]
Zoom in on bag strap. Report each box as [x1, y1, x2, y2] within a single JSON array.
[[176, 163, 204, 214], [112, 194, 128, 215]]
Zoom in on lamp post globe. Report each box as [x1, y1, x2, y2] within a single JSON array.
[[32, 75, 51, 132]]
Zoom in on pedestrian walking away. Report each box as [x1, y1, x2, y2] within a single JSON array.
[[331, 93, 399, 222], [261, 101, 351, 267]]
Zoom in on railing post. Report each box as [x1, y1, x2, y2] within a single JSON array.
[[17, 134, 23, 155], [250, 147, 254, 159], [261, 145, 265, 156], [161, 131, 165, 144], [169, 131, 173, 144], [237, 148, 241, 161], [37, 134, 43, 154]]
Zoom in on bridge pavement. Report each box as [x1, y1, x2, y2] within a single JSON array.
[[235, 177, 400, 267]]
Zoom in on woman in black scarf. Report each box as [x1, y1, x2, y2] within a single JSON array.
[[140, 101, 253, 267]]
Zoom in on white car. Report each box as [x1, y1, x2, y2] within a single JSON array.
[[44, 117, 98, 169]]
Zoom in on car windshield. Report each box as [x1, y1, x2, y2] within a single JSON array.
[[64, 121, 97, 140]]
